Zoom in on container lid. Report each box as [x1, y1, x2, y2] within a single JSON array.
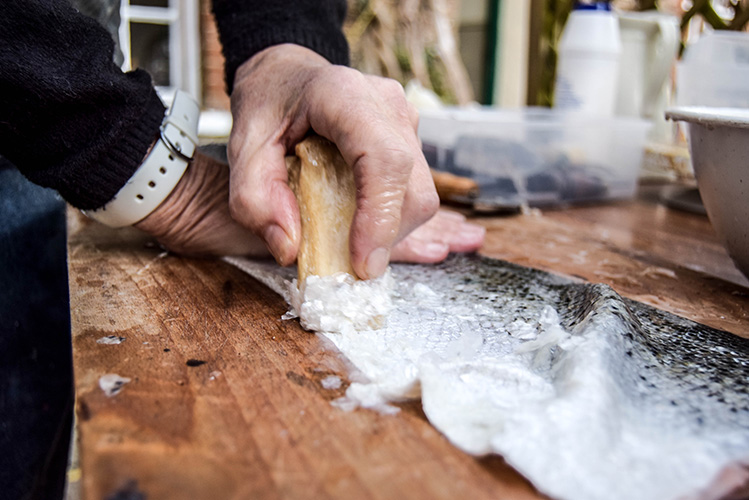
[[682, 30, 749, 66], [573, 1, 612, 11], [559, 4, 621, 54]]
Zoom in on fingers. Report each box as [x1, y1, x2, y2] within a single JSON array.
[[390, 209, 486, 263], [390, 237, 450, 264], [226, 46, 446, 276], [227, 136, 300, 266], [396, 153, 440, 242], [306, 71, 439, 278], [224, 46, 329, 266], [225, 50, 312, 266], [433, 210, 486, 253]]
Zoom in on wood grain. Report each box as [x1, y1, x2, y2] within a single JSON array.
[[67, 212, 541, 500], [67, 191, 749, 499]]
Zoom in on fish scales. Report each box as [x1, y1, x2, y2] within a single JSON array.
[[226, 253, 749, 500], [436, 256, 749, 414]]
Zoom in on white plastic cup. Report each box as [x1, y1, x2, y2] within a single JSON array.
[[554, 6, 622, 116]]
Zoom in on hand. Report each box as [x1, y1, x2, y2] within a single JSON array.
[[135, 152, 483, 262], [391, 209, 485, 263], [135, 150, 270, 258], [227, 44, 439, 279]]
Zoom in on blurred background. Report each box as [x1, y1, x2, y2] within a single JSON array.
[[114, 0, 749, 136]]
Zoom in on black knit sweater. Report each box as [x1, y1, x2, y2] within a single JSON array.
[[0, 0, 349, 210]]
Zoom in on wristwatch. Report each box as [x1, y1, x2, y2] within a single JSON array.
[[84, 90, 200, 227]]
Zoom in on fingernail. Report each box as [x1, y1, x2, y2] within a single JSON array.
[[460, 224, 486, 237], [264, 224, 292, 265], [424, 242, 449, 258], [366, 247, 390, 279]]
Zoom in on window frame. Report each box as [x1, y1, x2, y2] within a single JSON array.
[[118, 0, 201, 104]]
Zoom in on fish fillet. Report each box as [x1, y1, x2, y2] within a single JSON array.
[[225, 254, 749, 500]]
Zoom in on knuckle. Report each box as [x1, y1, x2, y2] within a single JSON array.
[[387, 147, 416, 174], [377, 78, 411, 115], [228, 191, 257, 229], [410, 182, 440, 222], [379, 77, 406, 98], [325, 66, 366, 94], [407, 102, 420, 128], [226, 136, 243, 166], [421, 189, 440, 218], [353, 138, 415, 181]]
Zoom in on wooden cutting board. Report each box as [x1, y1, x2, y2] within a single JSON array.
[[66, 191, 748, 499]]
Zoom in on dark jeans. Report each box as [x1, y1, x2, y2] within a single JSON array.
[[0, 165, 72, 500]]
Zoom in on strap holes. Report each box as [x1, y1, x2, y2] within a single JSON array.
[[168, 154, 174, 162], [136, 194, 144, 201], [148, 181, 156, 189], [160, 166, 167, 174]]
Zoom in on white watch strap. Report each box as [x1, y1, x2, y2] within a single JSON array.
[[84, 90, 200, 227]]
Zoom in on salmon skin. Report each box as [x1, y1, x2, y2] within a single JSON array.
[[226, 253, 749, 500]]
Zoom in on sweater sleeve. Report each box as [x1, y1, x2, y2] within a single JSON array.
[[0, 0, 166, 210], [211, 0, 350, 94]]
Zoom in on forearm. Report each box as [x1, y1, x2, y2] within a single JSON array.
[[211, 0, 350, 93], [0, 0, 165, 210]]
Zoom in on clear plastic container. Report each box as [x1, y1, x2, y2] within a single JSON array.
[[419, 107, 650, 208], [676, 31, 749, 108]]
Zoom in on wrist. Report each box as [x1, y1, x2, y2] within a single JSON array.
[[134, 153, 204, 238], [84, 91, 200, 227], [135, 150, 270, 257]]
